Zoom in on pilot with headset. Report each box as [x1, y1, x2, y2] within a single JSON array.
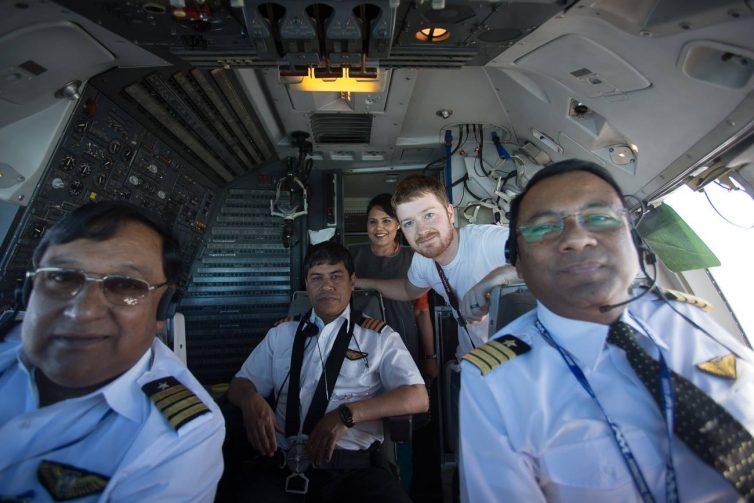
[[227, 241, 428, 502], [458, 160, 754, 502], [0, 201, 225, 502]]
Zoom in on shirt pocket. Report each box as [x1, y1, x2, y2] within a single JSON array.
[[331, 358, 378, 402], [539, 429, 663, 503]]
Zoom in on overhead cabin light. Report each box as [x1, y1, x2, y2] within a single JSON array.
[[609, 145, 636, 165], [283, 67, 383, 93], [416, 27, 451, 42]]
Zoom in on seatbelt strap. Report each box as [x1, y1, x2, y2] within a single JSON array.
[[302, 311, 361, 435], [285, 311, 314, 437]]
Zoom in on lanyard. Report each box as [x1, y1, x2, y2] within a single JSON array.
[[631, 317, 680, 503], [434, 261, 476, 350], [535, 319, 660, 503]]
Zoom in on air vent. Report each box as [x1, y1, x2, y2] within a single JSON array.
[[382, 46, 476, 68], [310, 113, 372, 143]]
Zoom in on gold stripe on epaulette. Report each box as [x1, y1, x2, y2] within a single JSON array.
[[658, 287, 713, 312], [143, 377, 211, 430], [372, 320, 386, 332], [463, 351, 501, 375], [169, 403, 210, 430], [480, 340, 517, 362], [359, 317, 386, 332], [274, 315, 297, 327], [163, 395, 203, 418], [155, 388, 194, 409], [462, 335, 531, 375], [150, 383, 188, 403]]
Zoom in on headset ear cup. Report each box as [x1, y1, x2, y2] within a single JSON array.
[[631, 229, 656, 265], [505, 235, 517, 266], [156, 286, 176, 321]]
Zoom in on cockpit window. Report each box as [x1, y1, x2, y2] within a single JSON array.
[[664, 182, 754, 342]]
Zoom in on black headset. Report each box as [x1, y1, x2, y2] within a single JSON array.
[[504, 234, 516, 265], [631, 228, 656, 265], [18, 275, 176, 321]]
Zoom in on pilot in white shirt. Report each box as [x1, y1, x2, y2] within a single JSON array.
[[458, 160, 754, 502], [460, 298, 754, 502], [235, 304, 425, 451], [228, 242, 428, 503]]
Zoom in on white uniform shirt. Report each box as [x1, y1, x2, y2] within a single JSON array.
[[407, 224, 510, 358], [459, 294, 754, 503], [236, 305, 424, 450], [0, 326, 225, 503]]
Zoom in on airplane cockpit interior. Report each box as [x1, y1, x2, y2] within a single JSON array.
[[1, 0, 753, 501]]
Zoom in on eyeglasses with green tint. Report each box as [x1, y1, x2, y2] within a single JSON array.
[[517, 207, 628, 243]]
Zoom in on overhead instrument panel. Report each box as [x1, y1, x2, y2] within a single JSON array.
[[53, 0, 567, 70], [0, 86, 220, 307]]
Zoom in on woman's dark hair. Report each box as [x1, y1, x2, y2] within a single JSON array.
[[33, 201, 183, 283], [304, 241, 355, 277], [367, 193, 397, 220], [506, 159, 626, 265]]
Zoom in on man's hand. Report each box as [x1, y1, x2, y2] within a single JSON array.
[[460, 265, 520, 322], [306, 408, 349, 465], [239, 392, 282, 457]]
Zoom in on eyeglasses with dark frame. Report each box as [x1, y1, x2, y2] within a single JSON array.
[[27, 267, 168, 306], [517, 207, 628, 243]]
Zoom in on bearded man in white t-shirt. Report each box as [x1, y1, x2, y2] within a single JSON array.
[[356, 174, 518, 359]]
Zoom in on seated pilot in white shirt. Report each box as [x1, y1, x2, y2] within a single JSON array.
[[0, 201, 225, 503], [459, 160, 754, 502], [228, 241, 429, 503]]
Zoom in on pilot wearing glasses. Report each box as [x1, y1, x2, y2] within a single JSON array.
[[0, 202, 224, 502], [458, 160, 754, 502]]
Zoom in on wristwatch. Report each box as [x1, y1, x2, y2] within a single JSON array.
[[338, 404, 355, 428]]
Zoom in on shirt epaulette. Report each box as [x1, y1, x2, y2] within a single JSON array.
[[273, 314, 301, 327], [657, 287, 713, 312], [142, 377, 211, 430], [462, 334, 531, 376], [357, 316, 388, 333]]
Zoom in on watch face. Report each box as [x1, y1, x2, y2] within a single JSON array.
[[340, 405, 354, 427]]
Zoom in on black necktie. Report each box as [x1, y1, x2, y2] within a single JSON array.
[[607, 321, 754, 500]]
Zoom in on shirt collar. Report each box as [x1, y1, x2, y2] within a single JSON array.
[[15, 342, 152, 423], [620, 308, 670, 354], [101, 347, 153, 423], [536, 302, 610, 372], [310, 304, 352, 333]]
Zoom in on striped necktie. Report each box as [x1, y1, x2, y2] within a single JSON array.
[[607, 321, 754, 499]]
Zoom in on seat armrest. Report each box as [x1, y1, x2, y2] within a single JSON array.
[[384, 414, 413, 443]]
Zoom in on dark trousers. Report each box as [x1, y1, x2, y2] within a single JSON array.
[[218, 450, 412, 503]]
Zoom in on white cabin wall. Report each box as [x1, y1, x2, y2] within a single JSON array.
[[484, 7, 754, 198]]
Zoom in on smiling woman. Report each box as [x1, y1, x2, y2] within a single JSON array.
[[350, 193, 427, 362]]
